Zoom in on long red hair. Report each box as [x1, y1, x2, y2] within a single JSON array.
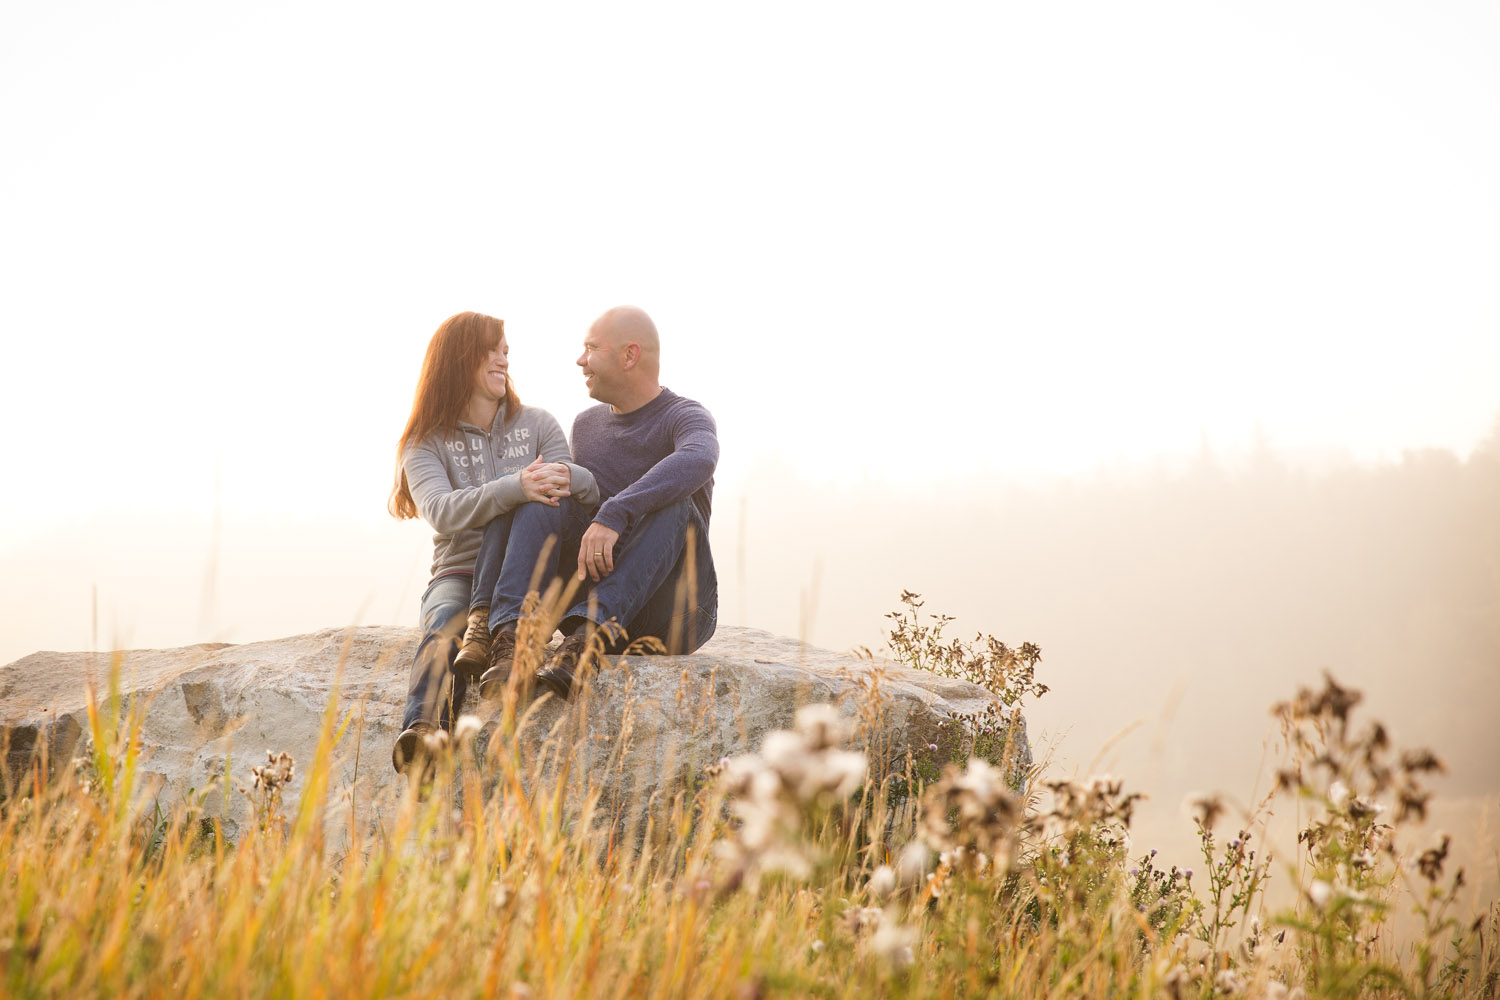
[[388, 311, 521, 519]]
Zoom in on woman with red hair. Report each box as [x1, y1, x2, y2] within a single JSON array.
[[388, 311, 596, 774]]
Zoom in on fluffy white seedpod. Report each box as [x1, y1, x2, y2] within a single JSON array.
[[868, 920, 917, 970], [816, 750, 868, 800], [1327, 780, 1350, 808], [717, 755, 764, 799], [761, 730, 811, 784], [794, 704, 851, 751], [954, 758, 1007, 804], [867, 865, 897, 901], [1214, 968, 1244, 994], [453, 714, 483, 742], [746, 766, 783, 807], [895, 842, 931, 887], [732, 796, 781, 852], [1307, 879, 1333, 908], [757, 842, 814, 880]]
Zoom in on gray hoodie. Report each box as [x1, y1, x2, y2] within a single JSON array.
[[402, 403, 599, 579]]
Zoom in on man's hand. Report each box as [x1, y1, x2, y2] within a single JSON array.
[[520, 456, 572, 506], [578, 522, 620, 581]]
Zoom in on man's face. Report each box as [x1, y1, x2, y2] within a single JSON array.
[[577, 327, 622, 402]]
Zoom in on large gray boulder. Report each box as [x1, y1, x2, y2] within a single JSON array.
[[0, 626, 1029, 838]]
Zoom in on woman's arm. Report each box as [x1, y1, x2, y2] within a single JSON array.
[[402, 438, 526, 533]]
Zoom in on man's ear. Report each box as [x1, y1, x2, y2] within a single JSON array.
[[621, 342, 640, 370]]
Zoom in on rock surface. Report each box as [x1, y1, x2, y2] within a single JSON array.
[[0, 626, 1029, 837]]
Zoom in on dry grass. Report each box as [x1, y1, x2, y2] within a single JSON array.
[[1, 601, 1496, 1000]]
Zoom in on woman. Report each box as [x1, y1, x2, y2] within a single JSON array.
[[388, 311, 597, 774]]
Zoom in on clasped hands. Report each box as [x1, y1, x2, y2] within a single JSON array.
[[520, 456, 572, 506], [519, 456, 619, 581]]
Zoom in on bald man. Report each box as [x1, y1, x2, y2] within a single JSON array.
[[478, 306, 719, 700]]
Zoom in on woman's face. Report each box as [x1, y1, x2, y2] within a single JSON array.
[[472, 334, 510, 405]]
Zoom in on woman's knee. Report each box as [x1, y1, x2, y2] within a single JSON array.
[[513, 499, 563, 529]]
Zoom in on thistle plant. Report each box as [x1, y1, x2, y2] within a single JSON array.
[[884, 591, 1044, 788], [1185, 793, 1273, 976], [1269, 672, 1482, 998], [1127, 846, 1196, 939], [1032, 774, 1143, 913], [243, 750, 296, 832], [885, 590, 1048, 709]]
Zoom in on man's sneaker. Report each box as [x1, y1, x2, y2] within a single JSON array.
[[391, 721, 439, 775], [535, 631, 594, 702], [452, 607, 491, 679], [477, 628, 519, 700]]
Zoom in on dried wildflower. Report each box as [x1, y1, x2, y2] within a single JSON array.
[[1163, 964, 1192, 1000], [1415, 833, 1450, 882], [1308, 880, 1333, 908], [1395, 784, 1431, 823], [1190, 793, 1225, 831], [1400, 748, 1445, 774], [1043, 773, 1143, 838], [919, 759, 1022, 871], [842, 905, 884, 936], [251, 750, 296, 792]]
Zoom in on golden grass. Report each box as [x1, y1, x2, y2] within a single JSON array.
[[2, 623, 1497, 1000]]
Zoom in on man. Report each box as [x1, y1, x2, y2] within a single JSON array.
[[479, 305, 718, 700]]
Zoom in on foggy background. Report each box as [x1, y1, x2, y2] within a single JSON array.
[[3, 0, 1497, 915], [5, 432, 1498, 911]]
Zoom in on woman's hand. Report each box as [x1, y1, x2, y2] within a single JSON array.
[[520, 456, 572, 506]]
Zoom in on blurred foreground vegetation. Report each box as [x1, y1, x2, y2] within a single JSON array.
[[2, 599, 1496, 999]]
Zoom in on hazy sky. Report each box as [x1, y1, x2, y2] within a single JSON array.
[[2, 0, 1496, 549]]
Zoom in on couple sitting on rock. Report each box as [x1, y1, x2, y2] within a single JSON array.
[[386, 305, 718, 775]]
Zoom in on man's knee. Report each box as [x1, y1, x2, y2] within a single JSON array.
[[630, 498, 698, 552]]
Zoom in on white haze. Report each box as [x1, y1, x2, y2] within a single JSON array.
[[1, 0, 1497, 917]]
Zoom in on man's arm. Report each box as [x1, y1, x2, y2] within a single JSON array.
[[576, 402, 717, 582], [592, 404, 717, 536]]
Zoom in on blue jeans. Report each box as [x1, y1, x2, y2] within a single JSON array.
[[560, 496, 718, 655], [400, 573, 470, 731], [469, 500, 564, 631]]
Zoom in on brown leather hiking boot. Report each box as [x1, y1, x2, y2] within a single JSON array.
[[476, 627, 519, 700], [535, 631, 595, 702], [452, 606, 491, 679], [391, 721, 439, 776]]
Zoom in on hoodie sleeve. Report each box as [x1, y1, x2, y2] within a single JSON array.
[[402, 437, 526, 534]]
